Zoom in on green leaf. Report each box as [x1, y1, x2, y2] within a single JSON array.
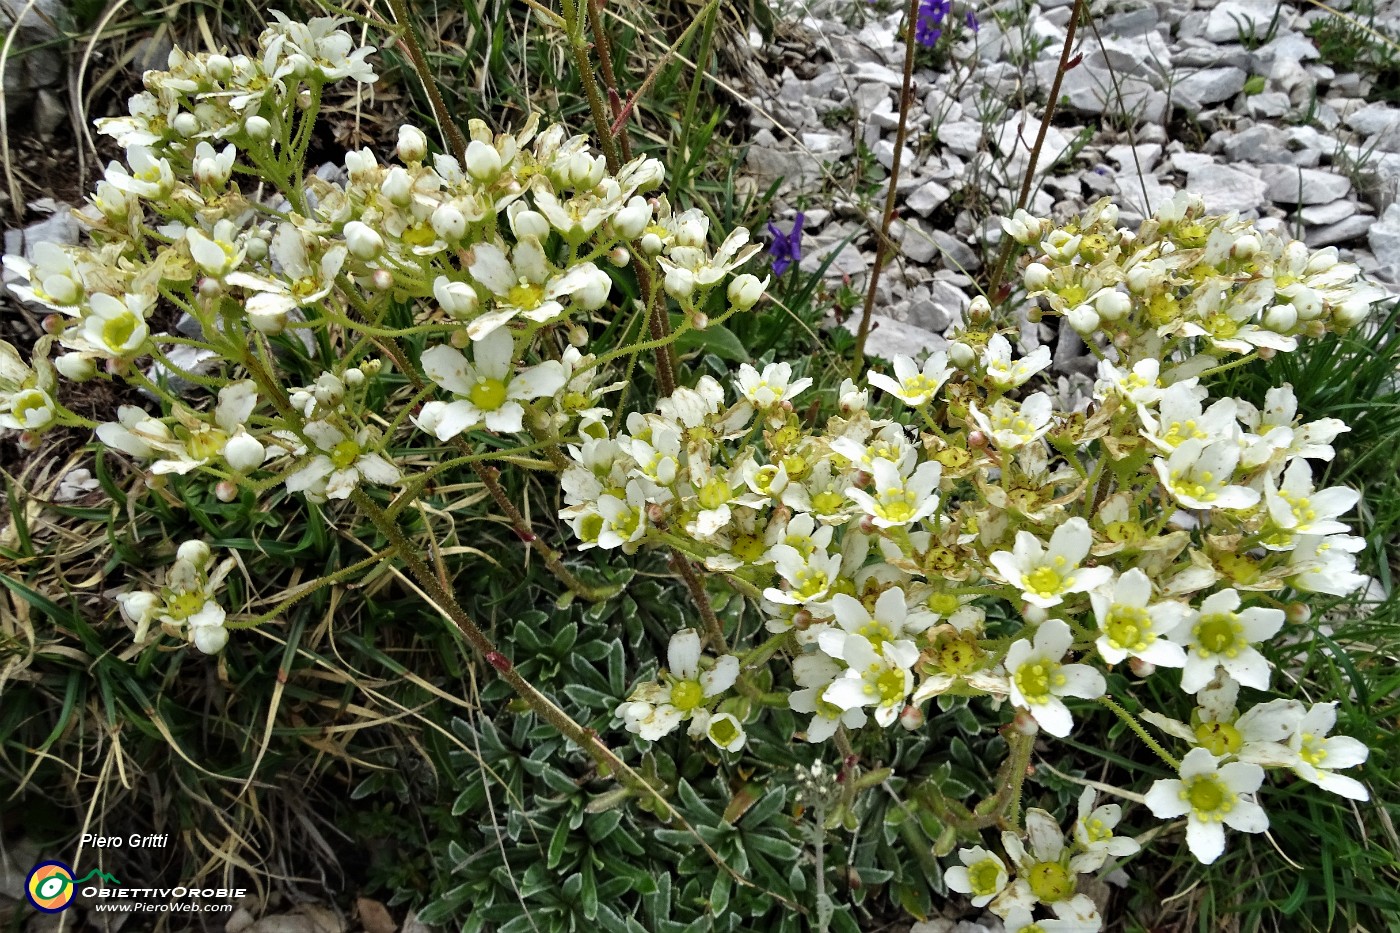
[[671, 318, 749, 362]]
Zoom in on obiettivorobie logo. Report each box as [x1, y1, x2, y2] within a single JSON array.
[[25, 862, 122, 913]]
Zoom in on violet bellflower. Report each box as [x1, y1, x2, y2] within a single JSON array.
[[916, 0, 952, 47], [767, 212, 805, 276]]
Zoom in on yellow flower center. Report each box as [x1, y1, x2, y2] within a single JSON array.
[[1299, 733, 1328, 766], [186, 425, 229, 461], [103, 313, 139, 351], [1025, 564, 1069, 598], [402, 224, 437, 247], [1183, 774, 1234, 820], [1195, 720, 1243, 757], [1206, 312, 1240, 339], [939, 638, 979, 674], [670, 679, 704, 712], [732, 534, 765, 563], [709, 716, 740, 746], [1104, 604, 1153, 652], [1193, 612, 1243, 658], [1081, 816, 1113, 843], [165, 591, 205, 621], [330, 438, 360, 470], [812, 489, 846, 515], [794, 569, 829, 600], [578, 513, 604, 543], [1026, 861, 1076, 903], [966, 858, 1003, 897], [1014, 660, 1064, 703], [469, 377, 509, 411], [507, 278, 545, 311], [697, 477, 731, 511], [935, 447, 972, 470], [926, 593, 960, 616]]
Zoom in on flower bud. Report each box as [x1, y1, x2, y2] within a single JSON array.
[[675, 218, 706, 249], [690, 310, 709, 329], [1125, 264, 1156, 293], [1095, 289, 1131, 320], [967, 430, 987, 449], [431, 202, 467, 242], [613, 195, 651, 240], [1066, 305, 1100, 334], [574, 264, 612, 310], [344, 220, 384, 260], [727, 273, 766, 310], [663, 265, 695, 300], [173, 112, 200, 137], [397, 125, 428, 163], [245, 235, 269, 262], [639, 232, 664, 255], [371, 269, 394, 291], [1128, 657, 1156, 679], [198, 277, 223, 299], [1011, 708, 1040, 736], [968, 296, 991, 324], [899, 705, 925, 731], [245, 116, 272, 140], [1335, 297, 1372, 328], [1023, 262, 1051, 291], [645, 502, 667, 525], [1262, 304, 1297, 333], [434, 276, 479, 320], [567, 324, 588, 347], [450, 328, 472, 349], [607, 247, 630, 267], [214, 481, 239, 503], [464, 140, 502, 183], [207, 54, 233, 81], [1285, 602, 1311, 625], [192, 625, 229, 654], [858, 514, 878, 534], [1257, 346, 1276, 361], [1021, 605, 1048, 625], [42, 314, 65, 336], [54, 353, 96, 381], [381, 167, 412, 206], [248, 309, 286, 335], [223, 430, 265, 473], [949, 341, 976, 369], [177, 540, 211, 567], [1232, 234, 1260, 259]]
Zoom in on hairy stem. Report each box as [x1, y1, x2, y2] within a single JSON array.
[[852, 0, 921, 374], [385, 0, 468, 164]]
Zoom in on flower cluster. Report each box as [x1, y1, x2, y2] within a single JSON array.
[[571, 192, 1377, 911], [116, 541, 237, 653], [0, 15, 766, 653]]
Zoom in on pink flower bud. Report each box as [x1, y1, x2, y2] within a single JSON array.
[[899, 705, 925, 731], [1128, 657, 1155, 679], [215, 481, 239, 502]]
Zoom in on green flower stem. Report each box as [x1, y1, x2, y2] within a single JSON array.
[[559, 0, 622, 174], [1196, 351, 1260, 380], [384, 0, 467, 164], [1099, 695, 1182, 770], [227, 545, 397, 628], [349, 487, 800, 913], [851, 0, 921, 376]]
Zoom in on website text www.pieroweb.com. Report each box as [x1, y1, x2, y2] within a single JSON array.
[[24, 847, 246, 916]]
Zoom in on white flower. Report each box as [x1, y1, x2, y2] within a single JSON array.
[[821, 634, 920, 727], [1264, 458, 1359, 537], [867, 351, 952, 406], [187, 220, 245, 277], [984, 334, 1050, 390], [1141, 381, 1235, 453], [1153, 439, 1259, 511], [1143, 680, 1303, 763], [615, 629, 739, 741], [943, 846, 1008, 907], [1094, 357, 1162, 410], [845, 458, 942, 528], [989, 518, 1112, 609], [1069, 788, 1139, 872], [1280, 702, 1369, 801], [1144, 747, 1268, 865], [417, 328, 566, 439], [1004, 619, 1106, 737], [736, 361, 811, 407], [763, 544, 843, 606], [464, 239, 609, 339], [705, 712, 747, 752], [1088, 569, 1188, 668], [969, 392, 1055, 450], [77, 292, 151, 359], [1173, 589, 1284, 693], [1286, 534, 1368, 596], [285, 421, 400, 500], [994, 808, 1101, 924], [226, 224, 347, 331], [789, 653, 867, 742], [96, 405, 174, 459], [817, 587, 931, 661], [594, 480, 650, 551]]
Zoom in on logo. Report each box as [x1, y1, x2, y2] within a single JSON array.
[[25, 862, 122, 913]]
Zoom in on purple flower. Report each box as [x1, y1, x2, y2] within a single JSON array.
[[965, 9, 979, 32], [767, 212, 805, 276], [916, 0, 952, 47]]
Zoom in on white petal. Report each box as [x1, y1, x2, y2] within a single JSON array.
[[1144, 779, 1190, 818], [421, 344, 475, 394], [701, 655, 739, 696], [667, 630, 702, 679]]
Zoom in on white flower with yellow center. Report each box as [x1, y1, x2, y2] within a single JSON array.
[[989, 518, 1111, 609], [464, 237, 610, 340], [764, 544, 843, 606], [1003, 618, 1106, 737], [104, 146, 176, 201], [1153, 438, 1259, 511], [1142, 678, 1303, 763], [1144, 747, 1268, 865], [1141, 382, 1236, 453], [969, 392, 1054, 451], [1088, 569, 1188, 668], [943, 846, 1008, 908], [1180, 280, 1296, 354], [226, 224, 347, 331], [615, 629, 738, 741], [186, 220, 246, 278], [817, 587, 929, 661], [0, 339, 58, 433], [1000, 908, 1098, 933], [845, 458, 942, 529], [593, 480, 650, 551], [1280, 702, 1370, 801], [623, 422, 684, 487], [148, 381, 260, 476], [867, 351, 953, 407], [788, 653, 867, 742], [1094, 357, 1163, 410], [417, 328, 566, 439], [1173, 588, 1284, 692], [1069, 788, 1139, 872], [736, 361, 812, 408], [994, 808, 1101, 925], [983, 334, 1051, 390], [284, 421, 400, 501], [821, 634, 919, 727], [1264, 458, 1358, 537], [1286, 533, 1368, 596], [5, 241, 87, 309], [76, 292, 152, 360]]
